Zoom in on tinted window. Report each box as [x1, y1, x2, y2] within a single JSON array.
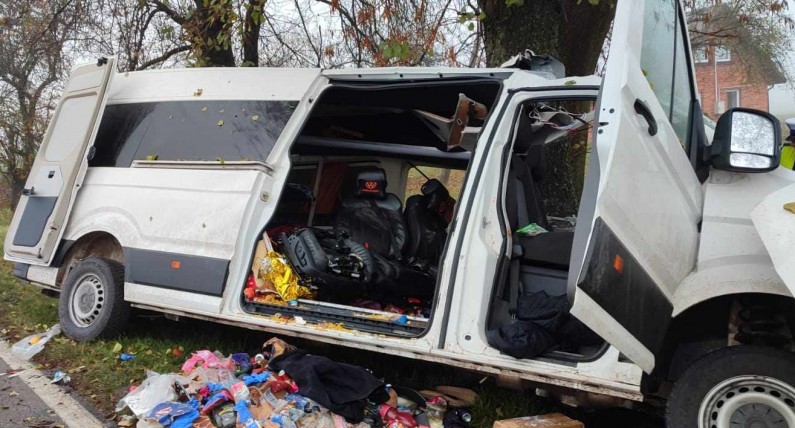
[[640, 0, 677, 118], [91, 100, 297, 167]]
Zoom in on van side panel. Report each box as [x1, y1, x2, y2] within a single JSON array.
[[63, 167, 261, 296]]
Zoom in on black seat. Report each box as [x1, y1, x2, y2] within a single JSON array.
[[403, 179, 453, 266], [335, 168, 406, 260]]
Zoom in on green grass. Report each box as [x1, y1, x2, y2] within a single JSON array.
[[0, 208, 563, 426]]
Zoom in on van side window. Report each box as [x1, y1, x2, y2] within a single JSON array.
[[670, 5, 695, 149], [91, 100, 297, 167], [640, 0, 694, 149], [640, 0, 676, 119]]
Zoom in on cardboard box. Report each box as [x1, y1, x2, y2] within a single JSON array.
[[492, 413, 584, 428]]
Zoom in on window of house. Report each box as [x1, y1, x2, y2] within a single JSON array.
[[91, 100, 297, 167], [694, 47, 708, 64], [726, 89, 741, 109], [715, 46, 731, 62]]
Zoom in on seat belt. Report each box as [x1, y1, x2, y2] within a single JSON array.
[[507, 155, 532, 315]]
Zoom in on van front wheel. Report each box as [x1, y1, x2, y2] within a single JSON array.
[[666, 345, 795, 428], [58, 257, 129, 341]]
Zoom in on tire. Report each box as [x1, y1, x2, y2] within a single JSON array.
[[58, 257, 130, 341], [666, 345, 795, 428]]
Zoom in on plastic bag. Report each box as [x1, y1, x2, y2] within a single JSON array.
[[11, 324, 61, 360], [181, 350, 234, 373], [516, 223, 548, 237], [116, 371, 187, 417]]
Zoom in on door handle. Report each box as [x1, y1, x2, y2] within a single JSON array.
[[21, 187, 35, 196], [634, 99, 658, 137]]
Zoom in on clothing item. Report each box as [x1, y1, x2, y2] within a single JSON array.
[[269, 350, 387, 422]]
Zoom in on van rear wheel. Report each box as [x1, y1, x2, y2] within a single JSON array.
[[58, 257, 129, 341], [666, 345, 795, 428]]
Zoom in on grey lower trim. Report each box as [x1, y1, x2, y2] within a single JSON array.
[[12, 263, 30, 281], [12, 196, 57, 247], [131, 160, 274, 175], [124, 248, 229, 296]]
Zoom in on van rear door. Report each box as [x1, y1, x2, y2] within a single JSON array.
[[568, 0, 703, 373], [5, 58, 115, 265]]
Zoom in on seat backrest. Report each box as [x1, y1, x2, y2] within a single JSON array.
[[505, 111, 549, 232], [335, 168, 407, 259], [403, 179, 452, 265]]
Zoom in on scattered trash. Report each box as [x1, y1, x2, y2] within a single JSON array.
[[50, 370, 71, 384], [492, 413, 583, 428], [516, 223, 548, 237], [113, 337, 476, 428], [11, 324, 61, 360], [120, 353, 135, 362]]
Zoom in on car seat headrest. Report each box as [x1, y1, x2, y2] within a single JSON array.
[[355, 168, 388, 199], [421, 179, 456, 224]]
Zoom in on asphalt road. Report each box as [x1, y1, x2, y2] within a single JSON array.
[[0, 359, 64, 428]]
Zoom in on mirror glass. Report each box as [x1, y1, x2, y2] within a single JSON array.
[[730, 111, 775, 155], [730, 153, 774, 169]]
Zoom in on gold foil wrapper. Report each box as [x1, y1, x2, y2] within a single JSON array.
[[260, 251, 313, 301]]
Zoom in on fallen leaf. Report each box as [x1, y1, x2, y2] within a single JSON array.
[[201, 106, 208, 112], [784, 202, 795, 214], [193, 88, 203, 96], [9, 391, 18, 397], [217, 120, 224, 127], [251, 115, 260, 121], [111, 343, 123, 353]]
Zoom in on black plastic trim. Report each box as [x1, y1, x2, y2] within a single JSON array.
[[12, 196, 57, 247], [124, 248, 229, 297], [12, 263, 30, 281], [578, 218, 673, 354]]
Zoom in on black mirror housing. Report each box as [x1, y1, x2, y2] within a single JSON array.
[[708, 108, 781, 173]]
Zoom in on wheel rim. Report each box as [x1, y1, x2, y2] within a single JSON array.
[[68, 273, 105, 327], [698, 375, 795, 428]]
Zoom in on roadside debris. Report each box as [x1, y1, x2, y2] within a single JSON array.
[[114, 337, 477, 428], [11, 324, 61, 360], [50, 370, 71, 385]]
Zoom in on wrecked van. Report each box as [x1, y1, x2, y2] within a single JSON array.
[[6, 1, 795, 426]]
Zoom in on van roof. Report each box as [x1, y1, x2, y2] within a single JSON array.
[[105, 66, 520, 105]]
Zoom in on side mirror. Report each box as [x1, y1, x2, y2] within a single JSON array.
[[708, 108, 781, 172]]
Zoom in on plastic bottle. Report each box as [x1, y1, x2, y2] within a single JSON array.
[[11, 324, 61, 360], [231, 381, 250, 403]]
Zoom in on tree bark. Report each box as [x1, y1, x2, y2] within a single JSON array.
[[478, 0, 615, 218]]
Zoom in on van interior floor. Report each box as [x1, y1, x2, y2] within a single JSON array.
[[241, 298, 428, 337]]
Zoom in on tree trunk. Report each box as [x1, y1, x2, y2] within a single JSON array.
[[478, 0, 614, 219]]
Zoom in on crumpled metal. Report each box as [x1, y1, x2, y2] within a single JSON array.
[[260, 251, 313, 301]]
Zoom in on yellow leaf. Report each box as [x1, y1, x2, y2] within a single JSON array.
[[784, 202, 795, 214], [111, 343, 123, 353], [251, 115, 259, 121], [193, 88, 203, 96], [217, 120, 224, 127]]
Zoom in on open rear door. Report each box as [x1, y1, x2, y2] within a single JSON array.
[[568, 0, 703, 373], [5, 58, 115, 265]]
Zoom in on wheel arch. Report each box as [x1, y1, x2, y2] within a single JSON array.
[[55, 231, 124, 287], [658, 292, 795, 385]]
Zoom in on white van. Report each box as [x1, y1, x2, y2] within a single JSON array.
[[6, 1, 795, 426]]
